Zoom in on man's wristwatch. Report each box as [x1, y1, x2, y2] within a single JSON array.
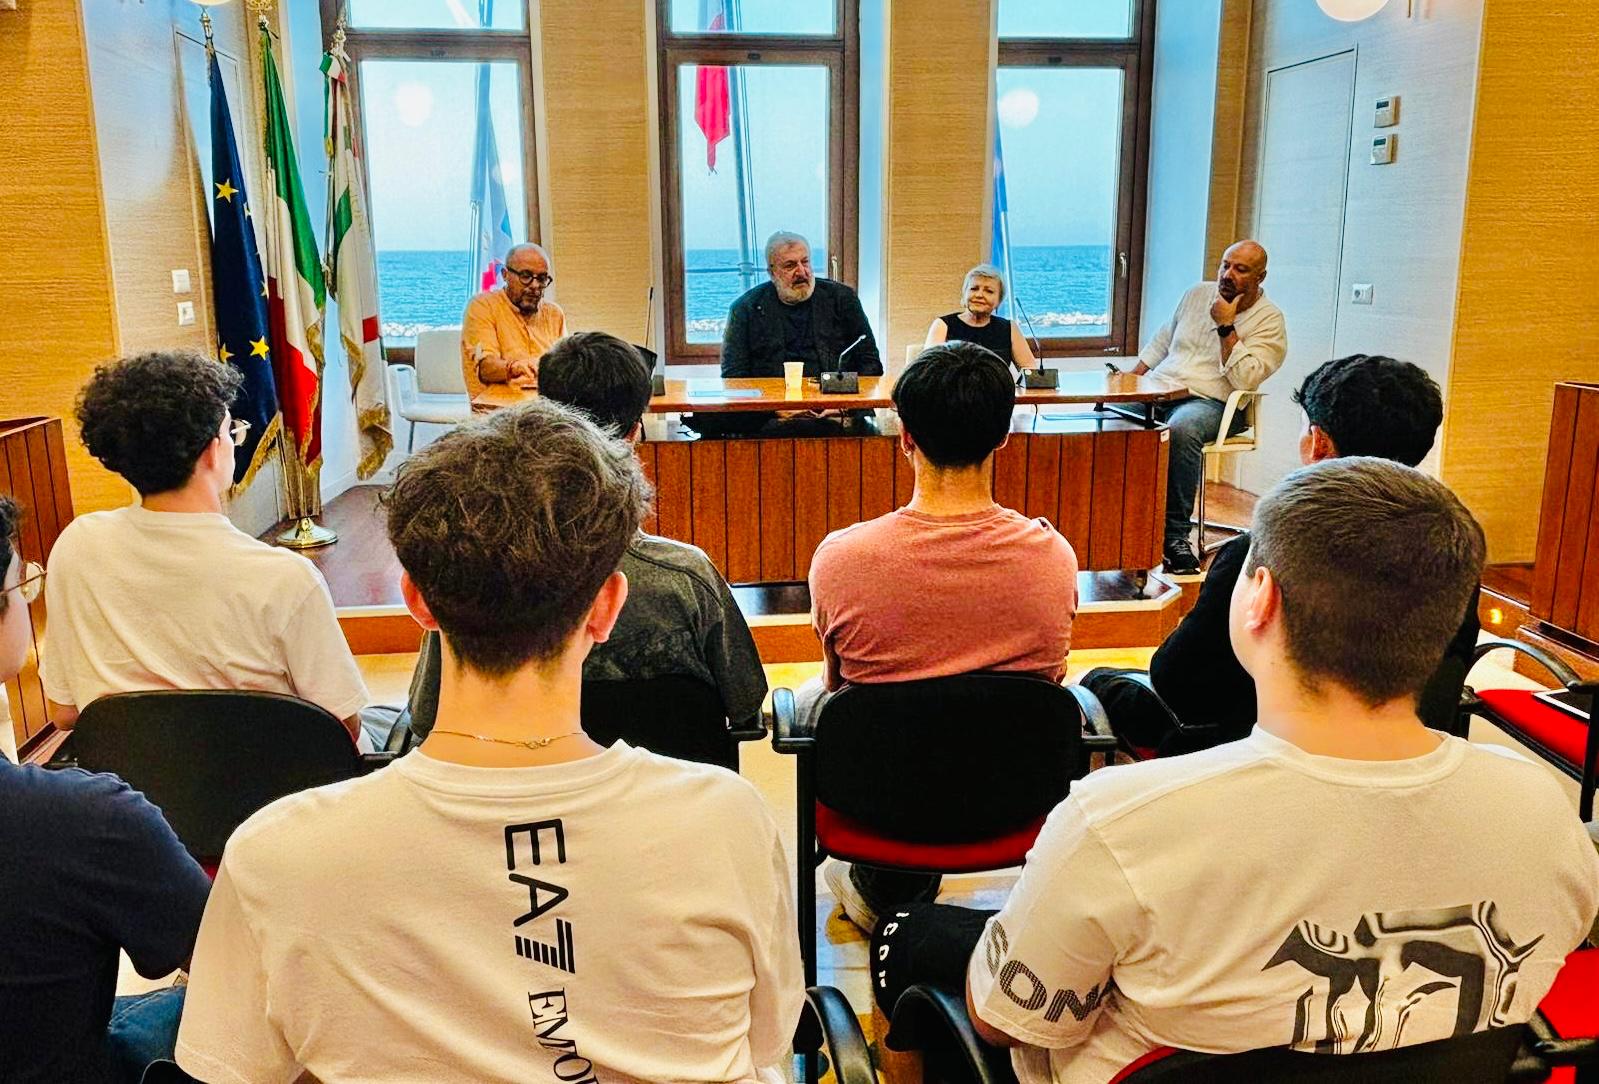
[[1214, 324, 1236, 339]]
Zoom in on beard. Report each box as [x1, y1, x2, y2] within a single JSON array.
[[1217, 280, 1240, 300], [774, 278, 815, 305]]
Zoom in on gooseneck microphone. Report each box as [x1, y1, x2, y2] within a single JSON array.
[[835, 334, 869, 373]]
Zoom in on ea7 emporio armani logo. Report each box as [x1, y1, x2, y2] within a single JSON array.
[[504, 819, 576, 974]]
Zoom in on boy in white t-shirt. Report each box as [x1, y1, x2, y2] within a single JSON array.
[[872, 457, 1599, 1083], [41, 351, 373, 744], [176, 399, 806, 1083]]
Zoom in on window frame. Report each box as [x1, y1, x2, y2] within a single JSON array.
[[655, 0, 860, 364], [998, 0, 1155, 359], [317, 2, 541, 363]]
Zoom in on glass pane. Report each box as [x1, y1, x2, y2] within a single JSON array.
[[669, 0, 835, 37], [349, 0, 524, 31], [359, 60, 529, 343], [677, 64, 829, 345], [999, 0, 1133, 39], [995, 67, 1122, 340]]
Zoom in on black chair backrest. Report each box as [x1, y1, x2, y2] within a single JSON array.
[[580, 676, 736, 770], [65, 691, 368, 863], [1121, 1025, 1529, 1082], [813, 673, 1085, 842]]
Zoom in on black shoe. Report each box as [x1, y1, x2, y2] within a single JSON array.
[[1163, 539, 1201, 575]]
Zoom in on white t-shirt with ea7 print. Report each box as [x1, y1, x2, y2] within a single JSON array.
[[175, 742, 805, 1084], [967, 728, 1599, 1084]]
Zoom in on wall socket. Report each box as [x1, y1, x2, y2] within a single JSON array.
[[1352, 283, 1375, 305], [177, 301, 196, 326]]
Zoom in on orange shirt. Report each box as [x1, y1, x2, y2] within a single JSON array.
[[458, 288, 568, 398]]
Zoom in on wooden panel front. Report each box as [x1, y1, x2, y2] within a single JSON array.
[[641, 419, 1167, 582], [1529, 383, 1599, 644], [0, 418, 76, 752]]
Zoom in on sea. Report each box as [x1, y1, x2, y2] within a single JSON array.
[[376, 245, 1111, 342]]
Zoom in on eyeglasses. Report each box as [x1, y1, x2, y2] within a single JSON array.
[[504, 269, 554, 287], [229, 419, 251, 447], [8, 561, 44, 605]]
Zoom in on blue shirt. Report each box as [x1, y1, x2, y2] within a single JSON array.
[[0, 763, 211, 1082]]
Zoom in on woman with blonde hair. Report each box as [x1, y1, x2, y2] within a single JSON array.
[[924, 264, 1036, 369]]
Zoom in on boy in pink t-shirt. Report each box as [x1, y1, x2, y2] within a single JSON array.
[[807, 341, 1079, 931]]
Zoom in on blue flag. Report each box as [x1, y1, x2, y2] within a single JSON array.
[[991, 123, 1014, 319], [207, 50, 280, 489]]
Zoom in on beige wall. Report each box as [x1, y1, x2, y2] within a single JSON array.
[[1444, 2, 1599, 562], [532, 0, 655, 345], [1234, 1, 1483, 408], [0, 0, 123, 514], [880, 0, 996, 363]]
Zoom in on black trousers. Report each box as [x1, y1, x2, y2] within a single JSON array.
[[869, 902, 996, 1016], [1079, 667, 1180, 754]]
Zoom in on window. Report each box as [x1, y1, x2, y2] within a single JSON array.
[[320, 1, 537, 353], [656, 0, 859, 362], [997, 0, 1153, 357]]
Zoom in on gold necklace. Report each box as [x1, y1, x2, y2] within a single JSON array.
[[430, 729, 587, 750]]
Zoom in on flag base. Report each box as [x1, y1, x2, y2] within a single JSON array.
[[277, 516, 339, 550]]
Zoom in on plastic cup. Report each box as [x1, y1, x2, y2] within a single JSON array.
[[784, 361, 804, 389]]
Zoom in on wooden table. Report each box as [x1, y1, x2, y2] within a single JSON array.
[[471, 373, 1182, 577], [473, 371, 1189, 421]]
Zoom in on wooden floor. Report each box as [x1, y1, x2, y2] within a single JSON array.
[[270, 480, 1265, 611]]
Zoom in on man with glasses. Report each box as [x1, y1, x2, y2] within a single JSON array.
[[0, 493, 213, 1082], [40, 351, 378, 747], [460, 241, 568, 398]]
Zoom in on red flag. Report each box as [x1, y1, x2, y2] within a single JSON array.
[[694, 0, 730, 170]]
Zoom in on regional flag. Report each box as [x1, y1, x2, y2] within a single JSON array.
[[694, 0, 731, 170], [206, 49, 280, 490], [261, 24, 327, 468], [323, 32, 392, 480]]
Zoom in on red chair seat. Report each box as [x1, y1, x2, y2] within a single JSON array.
[[814, 802, 1046, 873], [1476, 688, 1589, 768], [1540, 948, 1599, 1041]]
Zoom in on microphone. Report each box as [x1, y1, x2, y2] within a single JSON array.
[[835, 333, 869, 373], [1010, 293, 1057, 389], [1010, 291, 1045, 363], [820, 334, 869, 395], [641, 285, 665, 396]]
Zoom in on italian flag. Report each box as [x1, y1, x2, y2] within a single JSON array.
[[262, 24, 326, 468], [323, 33, 392, 480]]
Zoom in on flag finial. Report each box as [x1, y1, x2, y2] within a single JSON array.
[[199, 8, 215, 49]]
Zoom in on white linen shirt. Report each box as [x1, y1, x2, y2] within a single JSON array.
[[1137, 283, 1287, 401]]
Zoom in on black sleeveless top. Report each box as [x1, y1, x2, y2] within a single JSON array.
[[940, 313, 1014, 365]]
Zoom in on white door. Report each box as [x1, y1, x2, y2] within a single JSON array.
[[1241, 50, 1356, 494]]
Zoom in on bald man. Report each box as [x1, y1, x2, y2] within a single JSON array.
[[1131, 240, 1287, 574], [459, 242, 568, 398]]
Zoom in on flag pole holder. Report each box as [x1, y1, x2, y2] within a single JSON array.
[[277, 516, 338, 549]]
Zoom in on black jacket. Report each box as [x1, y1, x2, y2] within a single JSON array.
[[1149, 532, 1481, 739], [720, 279, 882, 378]]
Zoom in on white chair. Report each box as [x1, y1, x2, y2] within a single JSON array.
[[1195, 389, 1263, 554], [415, 326, 468, 396], [387, 362, 473, 453]]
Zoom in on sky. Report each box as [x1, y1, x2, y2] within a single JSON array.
[[350, 0, 1135, 252]]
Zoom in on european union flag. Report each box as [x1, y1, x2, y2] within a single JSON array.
[[207, 49, 279, 489]]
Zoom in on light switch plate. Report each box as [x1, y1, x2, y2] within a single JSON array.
[[1352, 283, 1374, 305], [177, 301, 196, 326], [171, 269, 191, 294]]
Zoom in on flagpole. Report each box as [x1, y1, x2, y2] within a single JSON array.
[[727, 0, 755, 291], [251, 0, 337, 549]]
